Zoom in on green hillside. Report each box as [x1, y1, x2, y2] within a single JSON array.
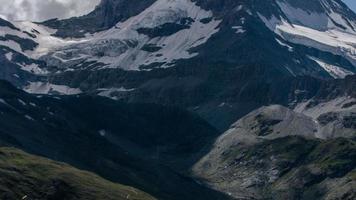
[[0, 147, 156, 200]]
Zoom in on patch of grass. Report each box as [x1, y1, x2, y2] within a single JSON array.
[[0, 147, 156, 200], [307, 138, 356, 177]]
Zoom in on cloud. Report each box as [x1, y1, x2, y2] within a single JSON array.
[[0, 0, 101, 22]]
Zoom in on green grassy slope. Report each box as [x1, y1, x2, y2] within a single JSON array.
[[0, 147, 156, 200]]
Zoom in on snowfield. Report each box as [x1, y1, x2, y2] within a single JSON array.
[[0, 0, 221, 72], [24, 82, 82, 95], [259, 0, 356, 78]]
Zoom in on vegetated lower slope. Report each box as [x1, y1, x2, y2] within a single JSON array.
[[194, 136, 356, 200], [0, 147, 156, 200], [0, 80, 230, 200]]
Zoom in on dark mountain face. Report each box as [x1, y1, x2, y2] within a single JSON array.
[[0, 80, 229, 200], [1, 0, 355, 131]]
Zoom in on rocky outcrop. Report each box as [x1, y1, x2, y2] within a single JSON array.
[[192, 104, 356, 199]]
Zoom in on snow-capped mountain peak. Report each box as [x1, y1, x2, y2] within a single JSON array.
[[42, 0, 222, 71], [0, 0, 356, 96]]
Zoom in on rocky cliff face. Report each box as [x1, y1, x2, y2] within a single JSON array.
[[193, 135, 356, 200], [193, 103, 356, 199]]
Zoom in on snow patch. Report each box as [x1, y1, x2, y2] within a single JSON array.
[[24, 82, 82, 95], [24, 115, 34, 121], [258, 1, 356, 75], [5, 52, 13, 61], [232, 26, 246, 34], [98, 87, 135, 100], [275, 38, 293, 52], [0, 98, 7, 105], [41, 0, 222, 71], [18, 99, 27, 106], [0, 40, 23, 53], [99, 130, 107, 137], [308, 56, 354, 78], [18, 62, 48, 75], [14, 21, 90, 59]]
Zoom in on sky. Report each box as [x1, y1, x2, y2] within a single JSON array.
[[0, 0, 355, 22], [0, 0, 101, 22]]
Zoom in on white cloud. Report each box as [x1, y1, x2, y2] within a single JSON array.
[[0, 0, 101, 22]]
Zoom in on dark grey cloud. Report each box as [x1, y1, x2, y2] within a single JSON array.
[[0, 0, 101, 21]]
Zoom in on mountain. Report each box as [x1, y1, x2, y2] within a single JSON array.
[[193, 135, 356, 200], [0, 78, 354, 199], [192, 104, 355, 199], [191, 73, 356, 199], [0, 80, 229, 200], [0, 1, 356, 199], [1, 0, 356, 130], [0, 147, 156, 200]]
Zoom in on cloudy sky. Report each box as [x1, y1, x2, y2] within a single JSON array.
[[0, 0, 101, 22], [0, 0, 355, 22]]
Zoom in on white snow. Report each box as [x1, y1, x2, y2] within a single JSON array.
[[5, 52, 13, 61], [3, 50, 49, 75], [1, 0, 221, 72], [0, 40, 23, 53], [258, 1, 356, 74], [24, 82, 82, 95], [15, 21, 90, 59], [39, 0, 222, 71], [0, 20, 89, 58], [99, 130, 107, 137], [17, 99, 27, 106], [275, 38, 293, 52], [24, 115, 34, 121], [232, 26, 246, 34], [275, 22, 356, 67], [308, 56, 354, 78], [97, 87, 135, 99], [18, 62, 48, 75], [0, 98, 7, 105], [294, 96, 356, 120], [285, 66, 296, 77], [0, 22, 66, 75]]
